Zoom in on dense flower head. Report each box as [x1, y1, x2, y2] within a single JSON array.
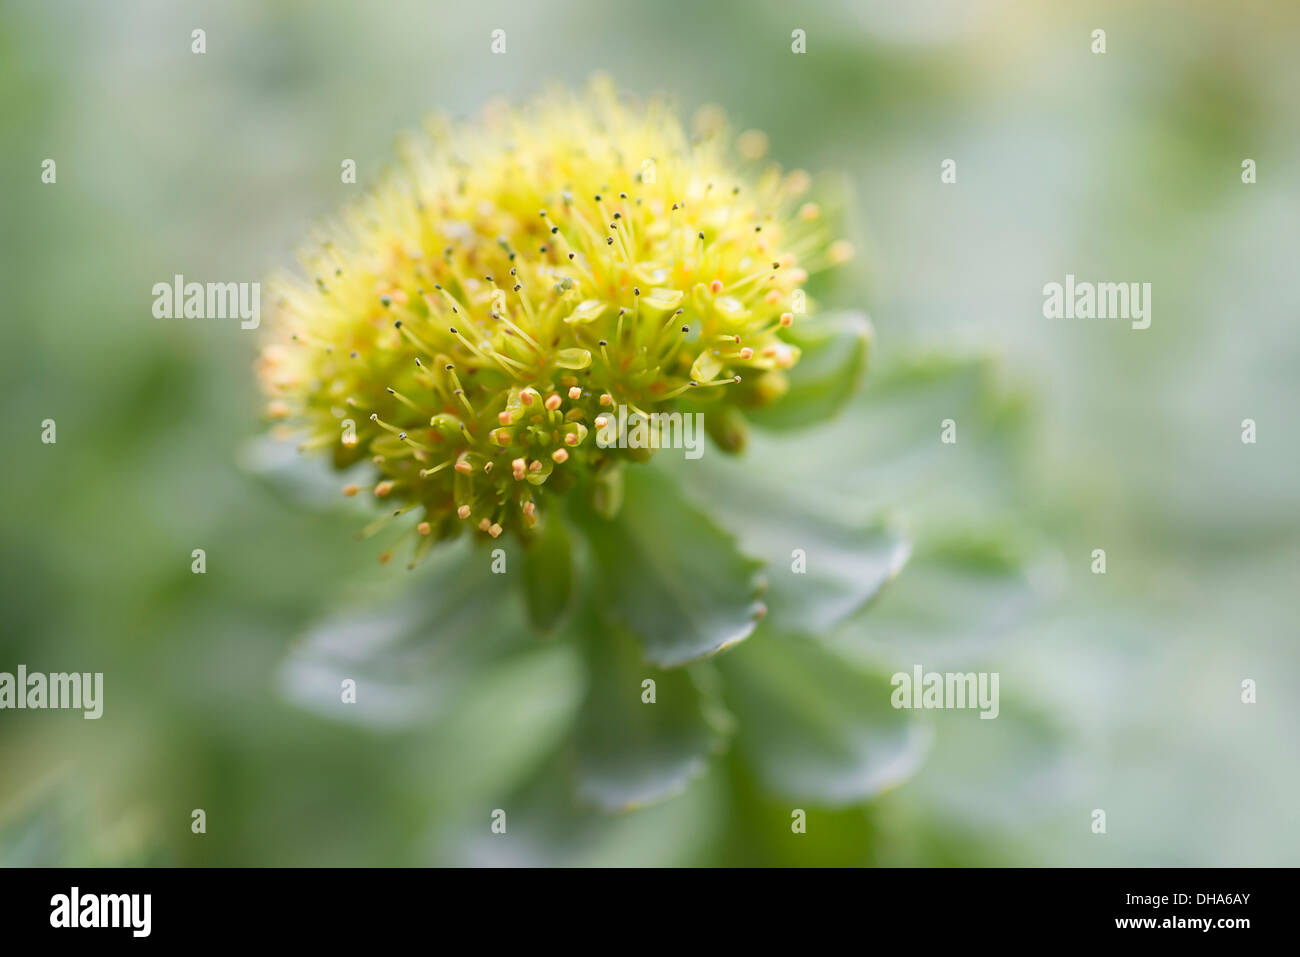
[[258, 76, 850, 557]]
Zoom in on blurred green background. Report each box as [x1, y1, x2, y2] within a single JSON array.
[[2, 0, 1297, 865]]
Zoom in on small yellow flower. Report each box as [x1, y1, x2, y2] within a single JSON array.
[[258, 77, 845, 550]]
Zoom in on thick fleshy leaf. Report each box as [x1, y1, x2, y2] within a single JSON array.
[[845, 529, 1058, 662], [717, 630, 931, 806], [409, 644, 585, 812], [671, 352, 1031, 532], [573, 465, 765, 668], [746, 311, 872, 431], [718, 749, 880, 866], [660, 454, 910, 636], [574, 621, 732, 812], [520, 513, 573, 632], [279, 537, 530, 727], [760, 515, 910, 636], [434, 752, 726, 866]]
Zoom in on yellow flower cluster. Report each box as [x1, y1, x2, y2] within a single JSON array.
[[257, 77, 847, 557]]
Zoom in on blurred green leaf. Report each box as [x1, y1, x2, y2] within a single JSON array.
[[574, 622, 732, 812], [278, 537, 531, 727], [660, 453, 911, 637], [574, 466, 765, 668], [434, 753, 725, 867], [760, 514, 909, 636], [849, 528, 1059, 661], [413, 644, 585, 813], [718, 749, 879, 866], [746, 311, 872, 431], [718, 630, 931, 806]]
